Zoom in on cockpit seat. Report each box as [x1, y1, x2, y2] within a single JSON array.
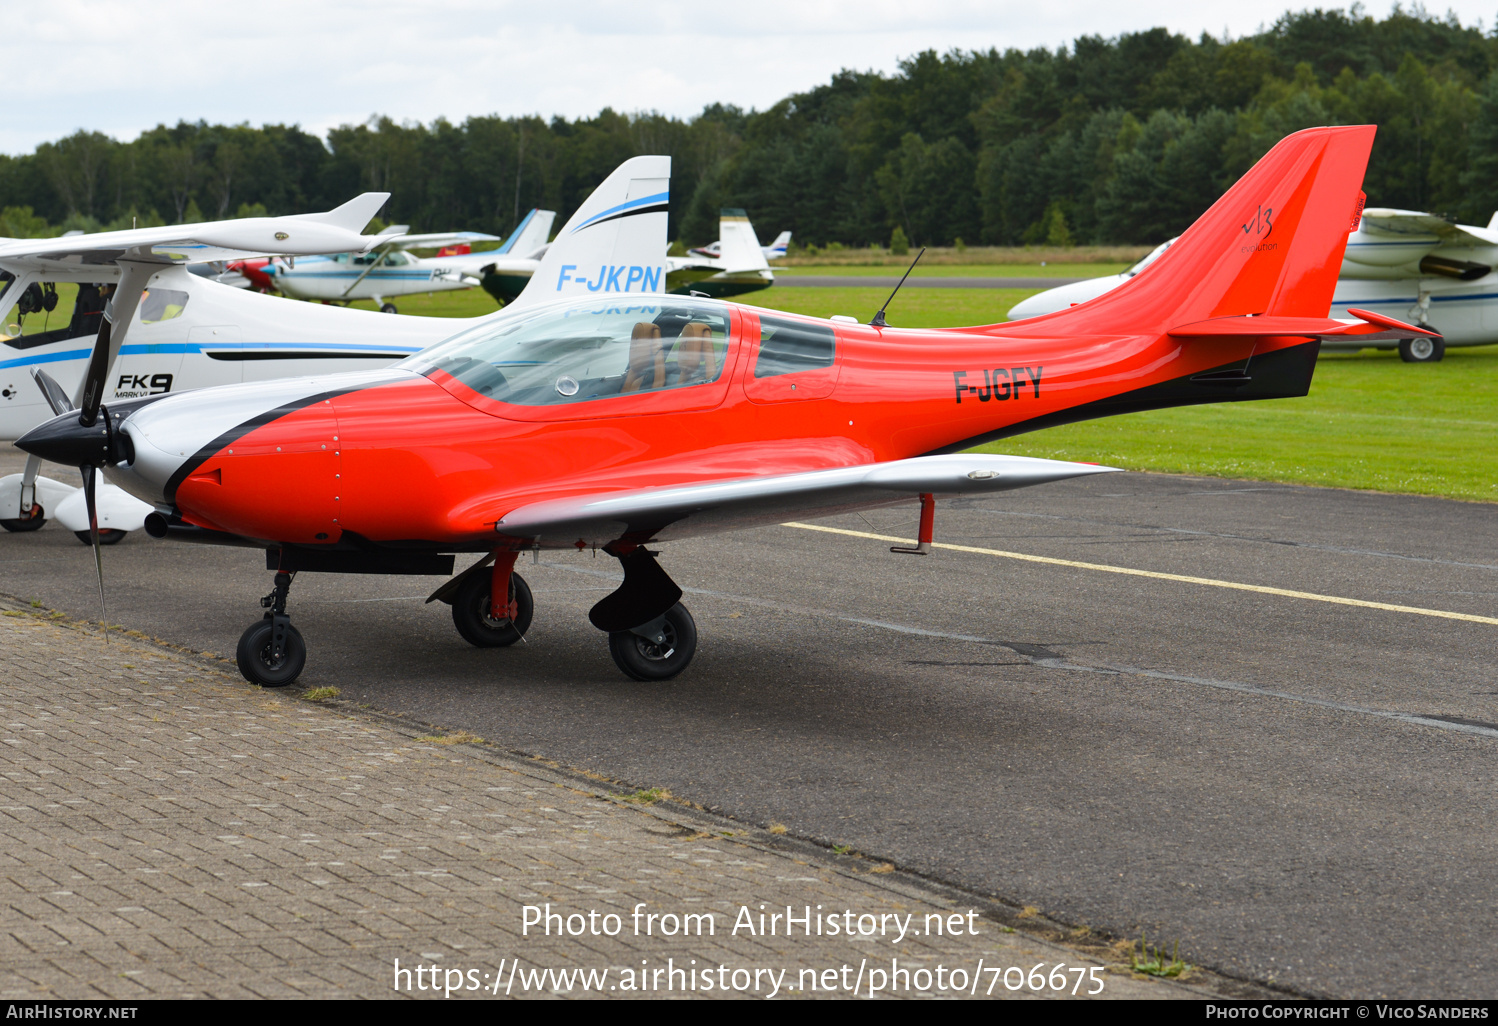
[[621, 322, 665, 393]]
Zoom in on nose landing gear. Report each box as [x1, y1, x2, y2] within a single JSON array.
[[237, 571, 307, 687]]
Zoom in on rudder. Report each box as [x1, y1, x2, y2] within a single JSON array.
[[1003, 126, 1375, 334]]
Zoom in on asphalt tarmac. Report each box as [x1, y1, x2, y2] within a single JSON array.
[[3, 445, 1495, 998]]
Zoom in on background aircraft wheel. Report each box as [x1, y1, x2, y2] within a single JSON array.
[[1398, 336, 1444, 362], [73, 528, 126, 546], [451, 570, 533, 647], [235, 619, 307, 687], [380, 302, 398, 314], [1, 504, 45, 532], [608, 603, 696, 682]]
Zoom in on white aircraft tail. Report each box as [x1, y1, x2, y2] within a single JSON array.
[[299, 193, 392, 234], [716, 208, 769, 271], [502, 209, 556, 258], [511, 155, 670, 310], [764, 230, 792, 259]]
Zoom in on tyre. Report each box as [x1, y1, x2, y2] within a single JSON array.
[[608, 603, 697, 681], [0, 504, 45, 532], [451, 569, 533, 647], [235, 619, 307, 687], [380, 302, 398, 314], [73, 529, 126, 546], [1398, 336, 1445, 362]]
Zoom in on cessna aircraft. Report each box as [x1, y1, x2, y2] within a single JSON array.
[[265, 210, 556, 313], [0, 159, 669, 538], [1009, 208, 1498, 363], [17, 126, 1424, 689]]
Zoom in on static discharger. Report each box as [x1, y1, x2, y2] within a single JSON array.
[[891, 492, 935, 555]]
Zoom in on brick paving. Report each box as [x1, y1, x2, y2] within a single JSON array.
[[0, 600, 1213, 1000]]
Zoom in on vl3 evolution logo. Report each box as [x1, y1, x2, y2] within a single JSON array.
[[1242, 204, 1276, 254]]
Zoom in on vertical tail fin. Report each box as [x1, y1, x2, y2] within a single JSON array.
[[763, 230, 791, 259], [509, 156, 670, 311], [1004, 126, 1375, 334], [716, 208, 769, 271], [501, 208, 555, 258]]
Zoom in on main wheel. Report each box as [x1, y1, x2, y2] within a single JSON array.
[[235, 619, 307, 687], [1, 504, 45, 532], [1398, 336, 1445, 362], [451, 569, 533, 647], [380, 302, 398, 314], [608, 603, 697, 682], [73, 529, 126, 546]]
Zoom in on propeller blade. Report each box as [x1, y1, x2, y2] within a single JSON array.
[[31, 367, 75, 415], [77, 317, 112, 427], [81, 465, 108, 644]]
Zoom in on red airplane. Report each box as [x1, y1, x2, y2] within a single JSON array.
[[17, 125, 1430, 687]]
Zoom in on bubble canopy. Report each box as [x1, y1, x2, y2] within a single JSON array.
[[402, 298, 733, 407]]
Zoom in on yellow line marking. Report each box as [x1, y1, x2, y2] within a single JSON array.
[[782, 522, 1498, 627]]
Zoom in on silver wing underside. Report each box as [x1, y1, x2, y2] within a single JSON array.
[[495, 454, 1119, 547]]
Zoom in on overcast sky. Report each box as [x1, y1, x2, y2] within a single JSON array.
[[5, 0, 1492, 154]]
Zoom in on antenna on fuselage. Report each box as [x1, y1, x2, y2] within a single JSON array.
[[870, 247, 925, 328]]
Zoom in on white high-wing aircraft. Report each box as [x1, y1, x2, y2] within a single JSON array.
[[1008, 207, 1498, 363], [264, 209, 557, 312], [0, 156, 671, 536], [667, 208, 776, 297]]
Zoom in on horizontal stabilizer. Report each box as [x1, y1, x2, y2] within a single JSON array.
[[300, 192, 391, 233], [494, 454, 1119, 547], [1168, 308, 1436, 343]]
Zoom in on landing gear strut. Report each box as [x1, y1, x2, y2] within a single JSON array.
[[236, 571, 307, 687], [590, 544, 697, 681], [451, 551, 534, 647]]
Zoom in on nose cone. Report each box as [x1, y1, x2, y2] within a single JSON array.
[[16, 410, 111, 467]]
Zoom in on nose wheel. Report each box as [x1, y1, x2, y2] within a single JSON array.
[[73, 528, 126, 546], [237, 571, 307, 687]]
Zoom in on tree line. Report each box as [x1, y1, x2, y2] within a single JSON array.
[[4, 6, 1498, 249]]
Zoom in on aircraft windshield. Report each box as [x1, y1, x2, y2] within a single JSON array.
[[403, 300, 732, 406]]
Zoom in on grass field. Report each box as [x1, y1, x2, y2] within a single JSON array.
[[772, 244, 1150, 267], [773, 264, 1131, 278], [245, 283, 1498, 504], [748, 285, 1498, 503]]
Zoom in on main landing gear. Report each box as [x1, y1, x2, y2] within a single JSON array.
[[449, 551, 534, 647], [237, 571, 307, 687], [439, 544, 699, 681], [1398, 335, 1445, 363], [589, 544, 697, 681], [232, 544, 700, 686]]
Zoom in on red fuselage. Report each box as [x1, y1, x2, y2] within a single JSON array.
[[167, 305, 1286, 549]]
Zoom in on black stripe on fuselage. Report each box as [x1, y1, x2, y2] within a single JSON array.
[[924, 339, 1321, 455], [162, 383, 372, 506], [206, 351, 407, 361]]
